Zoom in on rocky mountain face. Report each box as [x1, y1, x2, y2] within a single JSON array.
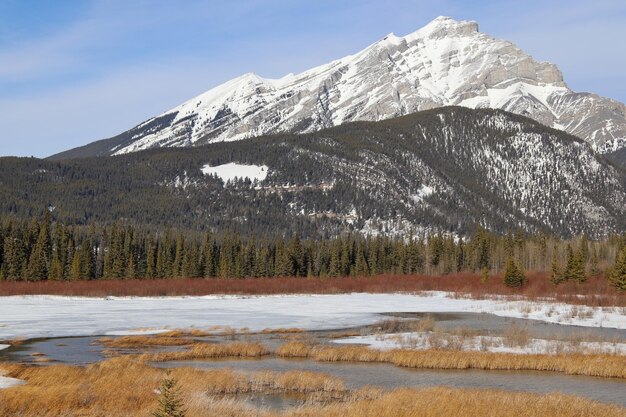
[[9, 108, 626, 238], [51, 16, 626, 160]]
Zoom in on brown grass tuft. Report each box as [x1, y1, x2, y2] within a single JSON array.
[[144, 342, 270, 362], [97, 335, 191, 349]]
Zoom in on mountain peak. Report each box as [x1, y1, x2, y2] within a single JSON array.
[[409, 16, 479, 40], [53, 17, 626, 159]]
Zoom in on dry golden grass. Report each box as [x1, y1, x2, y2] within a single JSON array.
[[144, 341, 270, 362], [0, 357, 345, 417], [288, 388, 626, 417], [97, 335, 191, 349], [0, 358, 623, 417], [276, 342, 626, 379], [260, 327, 304, 334], [122, 339, 626, 379]]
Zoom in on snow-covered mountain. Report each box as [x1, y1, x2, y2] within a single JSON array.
[[52, 16, 626, 159]]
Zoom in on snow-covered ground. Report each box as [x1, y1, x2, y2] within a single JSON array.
[[201, 162, 268, 183], [0, 344, 9, 351], [333, 332, 626, 355], [0, 376, 25, 389], [0, 292, 624, 341]]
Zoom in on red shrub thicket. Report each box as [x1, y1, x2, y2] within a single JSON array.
[[0, 273, 623, 306]]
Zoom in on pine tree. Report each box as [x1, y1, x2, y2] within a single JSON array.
[[353, 244, 369, 277], [570, 248, 587, 283], [564, 244, 586, 282], [3, 234, 27, 281], [609, 247, 626, 291], [145, 234, 156, 279], [340, 238, 352, 276], [172, 233, 185, 278], [181, 242, 201, 278], [201, 232, 215, 278], [125, 254, 137, 279], [503, 256, 525, 288], [79, 240, 94, 279], [288, 235, 304, 276], [273, 240, 291, 277], [111, 223, 126, 278], [328, 239, 342, 277], [26, 216, 51, 280], [153, 375, 186, 417], [48, 251, 64, 281], [69, 251, 82, 281], [455, 238, 465, 273], [549, 248, 563, 285]]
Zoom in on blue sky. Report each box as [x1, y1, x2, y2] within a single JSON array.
[[1, 0, 625, 157]]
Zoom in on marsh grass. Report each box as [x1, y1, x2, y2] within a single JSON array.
[[144, 342, 270, 362], [275, 342, 626, 379], [0, 358, 623, 417], [97, 335, 191, 349], [0, 358, 347, 417]]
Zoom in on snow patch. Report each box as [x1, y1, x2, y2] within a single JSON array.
[[0, 376, 25, 389], [0, 344, 9, 351], [412, 185, 435, 202], [333, 332, 626, 355], [201, 163, 268, 183]]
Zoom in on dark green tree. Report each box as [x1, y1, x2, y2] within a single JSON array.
[[503, 256, 525, 288], [609, 247, 626, 291], [549, 248, 563, 285]]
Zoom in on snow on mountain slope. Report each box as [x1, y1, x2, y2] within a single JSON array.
[[201, 162, 268, 183], [52, 16, 626, 159]]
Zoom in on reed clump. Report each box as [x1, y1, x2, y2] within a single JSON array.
[[276, 342, 626, 379], [144, 341, 270, 362], [98, 335, 191, 349]]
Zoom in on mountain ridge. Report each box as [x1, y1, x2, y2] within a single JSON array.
[[50, 16, 626, 160]]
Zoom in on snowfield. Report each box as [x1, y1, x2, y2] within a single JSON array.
[[0, 293, 625, 341], [201, 162, 268, 183]]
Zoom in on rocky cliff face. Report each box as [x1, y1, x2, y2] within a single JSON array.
[[52, 16, 626, 159]]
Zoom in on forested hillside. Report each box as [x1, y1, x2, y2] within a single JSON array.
[[1, 107, 624, 238]]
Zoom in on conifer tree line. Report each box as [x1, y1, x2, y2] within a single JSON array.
[[0, 214, 625, 290]]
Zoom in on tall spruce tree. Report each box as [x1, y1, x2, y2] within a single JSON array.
[[503, 256, 525, 288], [26, 216, 51, 280], [549, 247, 563, 285], [609, 247, 626, 291]]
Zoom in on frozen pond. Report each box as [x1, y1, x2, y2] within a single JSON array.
[[1, 293, 625, 341]]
